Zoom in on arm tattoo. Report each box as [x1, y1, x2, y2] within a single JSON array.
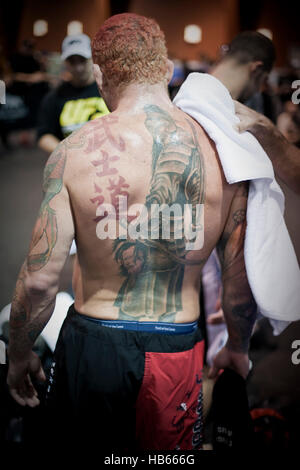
[[225, 297, 257, 353], [217, 208, 246, 275], [10, 271, 31, 330], [9, 264, 56, 361], [27, 143, 67, 271], [9, 135, 82, 360], [218, 186, 257, 352]]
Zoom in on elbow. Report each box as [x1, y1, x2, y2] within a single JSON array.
[[24, 272, 59, 299], [222, 284, 257, 319], [223, 295, 257, 321]]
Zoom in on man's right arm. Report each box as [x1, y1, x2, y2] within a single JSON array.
[[209, 182, 257, 379], [234, 101, 300, 194]]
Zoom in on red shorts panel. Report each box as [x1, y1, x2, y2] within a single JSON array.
[[135, 340, 204, 450]]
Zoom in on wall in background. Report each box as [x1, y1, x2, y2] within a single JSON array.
[[129, 0, 240, 62], [6, 0, 300, 66], [256, 0, 300, 67], [17, 0, 110, 52]]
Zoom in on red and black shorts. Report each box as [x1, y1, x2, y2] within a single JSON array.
[[45, 304, 205, 451]]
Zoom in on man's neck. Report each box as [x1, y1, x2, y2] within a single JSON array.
[[107, 82, 174, 114], [211, 60, 249, 100]]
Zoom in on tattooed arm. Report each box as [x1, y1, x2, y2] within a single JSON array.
[[7, 141, 75, 406], [209, 182, 257, 379]]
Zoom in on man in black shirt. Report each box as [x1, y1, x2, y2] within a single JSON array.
[[8, 39, 49, 130], [37, 34, 109, 153]]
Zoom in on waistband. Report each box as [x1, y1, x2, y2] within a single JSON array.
[[77, 312, 198, 335]]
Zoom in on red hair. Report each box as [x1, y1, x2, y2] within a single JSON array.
[[92, 13, 168, 87]]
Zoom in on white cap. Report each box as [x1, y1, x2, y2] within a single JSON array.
[[61, 34, 92, 61]]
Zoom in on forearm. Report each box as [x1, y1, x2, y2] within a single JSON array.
[[219, 248, 257, 353], [250, 123, 300, 194], [13, 72, 33, 83], [218, 182, 257, 353], [8, 263, 58, 363], [222, 287, 257, 353], [13, 71, 47, 84], [38, 134, 60, 154]]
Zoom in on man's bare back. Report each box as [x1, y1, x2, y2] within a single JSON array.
[[60, 104, 238, 323]]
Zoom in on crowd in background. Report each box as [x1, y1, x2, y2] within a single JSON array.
[[168, 54, 300, 147], [0, 37, 300, 151]]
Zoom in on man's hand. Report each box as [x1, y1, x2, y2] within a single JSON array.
[[234, 100, 273, 133], [208, 345, 250, 380], [207, 308, 225, 325], [207, 295, 225, 325], [7, 351, 46, 407]]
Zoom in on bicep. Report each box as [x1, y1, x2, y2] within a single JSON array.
[[217, 182, 253, 300], [26, 142, 74, 281]]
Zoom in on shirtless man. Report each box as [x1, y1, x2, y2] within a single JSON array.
[[7, 14, 256, 450]]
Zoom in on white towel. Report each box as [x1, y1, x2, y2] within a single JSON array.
[[174, 72, 300, 332]]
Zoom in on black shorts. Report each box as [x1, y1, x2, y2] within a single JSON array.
[[45, 304, 204, 451]]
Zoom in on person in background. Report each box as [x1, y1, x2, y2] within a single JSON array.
[[37, 33, 109, 154], [277, 108, 300, 148], [202, 31, 276, 362], [4, 39, 49, 145], [211, 31, 275, 104], [276, 92, 300, 148], [235, 100, 300, 194], [10, 39, 46, 85]]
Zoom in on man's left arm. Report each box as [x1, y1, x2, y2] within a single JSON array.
[[209, 182, 257, 380], [7, 141, 74, 407]]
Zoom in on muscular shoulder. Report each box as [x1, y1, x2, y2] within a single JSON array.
[[43, 141, 68, 192], [43, 127, 85, 191], [55, 114, 124, 188]]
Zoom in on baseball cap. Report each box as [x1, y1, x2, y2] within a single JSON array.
[[61, 34, 92, 61]]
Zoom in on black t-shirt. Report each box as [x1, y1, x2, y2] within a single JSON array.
[[36, 81, 109, 140], [10, 53, 41, 74]]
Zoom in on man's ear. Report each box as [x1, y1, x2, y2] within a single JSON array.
[[93, 63, 103, 91], [250, 61, 263, 74], [166, 59, 174, 84]]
